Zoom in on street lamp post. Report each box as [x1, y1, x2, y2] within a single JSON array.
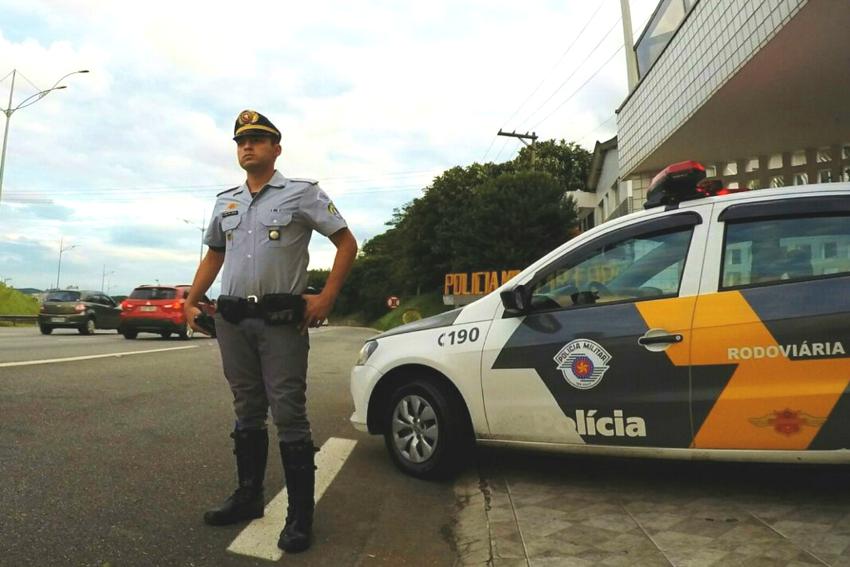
[[182, 213, 206, 264], [56, 237, 79, 290], [101, 265, 116, 292], [0, 68, 89, 208]]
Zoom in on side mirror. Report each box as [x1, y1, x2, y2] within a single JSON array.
[[500, 284, 530, 314]]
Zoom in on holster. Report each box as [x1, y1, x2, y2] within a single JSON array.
[[216, 294, 304, 326], [259, 294, 305, 326], [217, 295, 249, 324]]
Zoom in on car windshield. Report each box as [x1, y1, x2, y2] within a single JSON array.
[[45, 291, 81, 302], [129, 287, 177, 300]]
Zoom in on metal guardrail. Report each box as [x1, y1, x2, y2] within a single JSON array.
[[0, 315, 38, 325]]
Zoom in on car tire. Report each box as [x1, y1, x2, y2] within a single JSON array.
[[122, 330, 138, 339], [383, 379, 472, 480], [79, 318, 96, 335], [178, 325, 193, 340], [160, 332, 171, 339], [39, 325, 53, 335]]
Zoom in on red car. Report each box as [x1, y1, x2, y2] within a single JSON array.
[[119, 285, 215, 340]]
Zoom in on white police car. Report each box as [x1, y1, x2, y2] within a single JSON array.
[[351, 162, 850, 479]]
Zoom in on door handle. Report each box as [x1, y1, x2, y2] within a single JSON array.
[[638, 333, 683, 346]]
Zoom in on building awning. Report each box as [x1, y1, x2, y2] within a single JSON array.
[[625, 1, 850, 176]]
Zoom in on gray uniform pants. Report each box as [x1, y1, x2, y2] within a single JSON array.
[[214, 315, 311, 443]]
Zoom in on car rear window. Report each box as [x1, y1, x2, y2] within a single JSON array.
[[46, 291, 81, 302], [722, 215, 850, 288], [129, 287, 177, 300]]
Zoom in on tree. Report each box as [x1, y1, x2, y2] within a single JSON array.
[[451, 171, 578, 271], [332, 138, 591, 320], [513, 139, 591, 192]]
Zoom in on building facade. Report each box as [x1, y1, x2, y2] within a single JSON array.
[[586, 0, 850, 224]]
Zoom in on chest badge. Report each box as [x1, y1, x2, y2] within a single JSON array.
[[269, 229, 281, 241], [554, 339, 612, 390]]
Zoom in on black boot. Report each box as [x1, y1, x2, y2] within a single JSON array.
[[204, 428, 268, 526], [277, 440, 317, 553]]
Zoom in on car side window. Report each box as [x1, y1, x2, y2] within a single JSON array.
[[721, 215, 850, 288], [529, 225, 695, 310]]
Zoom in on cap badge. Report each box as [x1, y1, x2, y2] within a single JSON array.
[[238, 110, 259, 126]]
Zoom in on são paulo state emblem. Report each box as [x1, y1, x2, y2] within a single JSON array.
[[553, 339, 612, 390]]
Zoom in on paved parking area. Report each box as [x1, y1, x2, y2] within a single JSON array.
[[459, 449, 850, 567]]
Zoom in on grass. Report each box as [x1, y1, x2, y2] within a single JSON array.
[[0, 284, 39, 326], [0, 284, 39, 316]]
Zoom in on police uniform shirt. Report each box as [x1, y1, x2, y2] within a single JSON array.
[[204, 171, 347, 298]]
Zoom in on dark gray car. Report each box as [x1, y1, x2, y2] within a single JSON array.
[[38, 290, 122, 335]]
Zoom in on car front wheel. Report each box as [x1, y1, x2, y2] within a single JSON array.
[[122, 330, 138, 339], [383, 379, 471, 480], [39, 325, 53, 335]]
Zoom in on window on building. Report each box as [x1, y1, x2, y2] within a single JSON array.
[[819, 169, 834, 183], [745, 158, 759, 173], [730, 249, 742, 265], [705, 165, 718, 177], [843, 145, 850, 161], [635, 0, 689, 79], [794, 173, 809, 185], [825, 242, 838, 259], [768, 154, 783, 170], [723, 162, 738, 176], [747, 179, 761, 190], [843, 167, 850, 183], [791, 151, 807, 167], [770, 175, 785, 188], [817, 148, 832, 163]]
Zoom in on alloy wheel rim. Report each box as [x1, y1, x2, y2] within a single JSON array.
[[87, 320, 95, 333], [391, 394, 439, 463]]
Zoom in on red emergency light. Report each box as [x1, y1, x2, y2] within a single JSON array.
[[644, 161, 747, 209]]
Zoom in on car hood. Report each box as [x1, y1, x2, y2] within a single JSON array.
[[374, 308, 463, 339]]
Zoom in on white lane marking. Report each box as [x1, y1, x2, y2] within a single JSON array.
[[0, 345, 198, 368], [227, 437, 358, 561]]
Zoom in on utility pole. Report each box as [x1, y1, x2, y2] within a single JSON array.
[[620, 0, 640, 91], [497, 129, 538, 165]]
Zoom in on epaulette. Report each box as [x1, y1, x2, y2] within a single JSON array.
[[216, 185, 240, 197], [288, 177, 319, 186]]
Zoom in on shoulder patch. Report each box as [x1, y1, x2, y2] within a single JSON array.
[[216, 185, 240, 197]]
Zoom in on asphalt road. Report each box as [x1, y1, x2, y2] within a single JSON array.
[[0, 326, 461, 567]]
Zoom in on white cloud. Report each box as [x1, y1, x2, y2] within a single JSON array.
[[0, 0, 660, 293]]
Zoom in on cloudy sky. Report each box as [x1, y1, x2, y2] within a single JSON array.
[[0, 0, 656, 297]]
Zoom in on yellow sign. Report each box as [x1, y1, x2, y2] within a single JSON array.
[[444, 270, 521, 296]]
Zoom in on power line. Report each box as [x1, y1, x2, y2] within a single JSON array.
[[516, 18, 622, 130], [482, 3, 607, 162], [531, 44, 624, 131], [576, 114, 617, 145]]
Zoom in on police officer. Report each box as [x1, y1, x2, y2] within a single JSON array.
[[184, 109, 357, 553]]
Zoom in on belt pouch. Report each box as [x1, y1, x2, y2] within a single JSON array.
[[217, 295, 246, 324], [259, 294, 305, 325]]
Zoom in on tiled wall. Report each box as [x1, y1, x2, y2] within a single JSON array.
[[617, 0, 808, 178]]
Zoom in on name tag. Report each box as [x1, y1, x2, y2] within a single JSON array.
[[222, 210, 238, 218]]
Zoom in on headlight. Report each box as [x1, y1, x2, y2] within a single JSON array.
[[355, 340, 378, 366]]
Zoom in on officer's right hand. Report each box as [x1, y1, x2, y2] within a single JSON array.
[[185, 304, 205, 334]]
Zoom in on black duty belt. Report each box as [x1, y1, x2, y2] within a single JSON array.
[[217, 294, 305, 325]]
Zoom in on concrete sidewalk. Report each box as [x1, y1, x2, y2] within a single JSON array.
[[455, 450, 850, 567]]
